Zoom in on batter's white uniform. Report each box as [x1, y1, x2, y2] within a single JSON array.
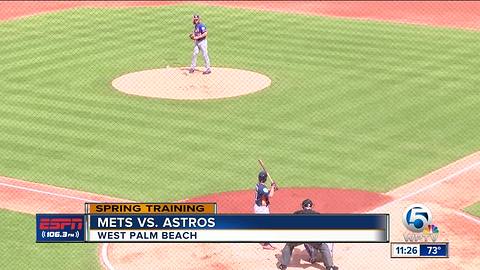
[[254, 204, 270, 214]]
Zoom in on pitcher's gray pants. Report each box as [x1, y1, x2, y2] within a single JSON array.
[[191, 39, 210, 70]]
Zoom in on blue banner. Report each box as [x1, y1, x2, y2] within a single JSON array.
[[36, 214, 85, 243], [89, 214, 388, 230]]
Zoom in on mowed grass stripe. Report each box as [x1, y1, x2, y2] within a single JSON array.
[[0, 136, 157, 176], [2, 86, 258, 123], [240, 36, 470, 69], [1, 96, 464, 176], [2, 89, 213, 119], [0, 130, 237, 188], [0, 109, 237, 159], [2, 92, 259, 132], [0, 104, 234, 148], [2, 80, 472, 140], [0, 94, 364, 150], [0, 114, 284, 164], [1, 32, 177, 73], [1, 7, 470, 70], [0, 100, 285, 155]]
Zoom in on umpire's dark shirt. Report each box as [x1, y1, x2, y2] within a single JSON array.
[[293, 208, 319, 215], [293, 208, 324, 246]]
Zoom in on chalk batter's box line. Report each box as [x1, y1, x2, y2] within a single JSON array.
[[390, 242, 449, 258], [84, 202, 218, 214]]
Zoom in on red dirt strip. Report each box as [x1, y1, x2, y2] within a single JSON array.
[[198, 1, 480, 31], [0, 176, 129, 214], [0, 1, 176, 21], [2, 1, 480, 32], [186, 187, 391, 214]]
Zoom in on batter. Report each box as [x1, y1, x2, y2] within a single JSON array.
[[254, 170, 277, 250]]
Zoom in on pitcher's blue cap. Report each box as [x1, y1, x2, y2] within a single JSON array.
[[193, 14, 200, 19]]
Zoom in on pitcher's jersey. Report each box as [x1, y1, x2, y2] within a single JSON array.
[[194, 23, 207, 41]]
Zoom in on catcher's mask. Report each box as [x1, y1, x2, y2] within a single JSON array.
[[302, 199, 313, 209], [258, 171, 268, 183]]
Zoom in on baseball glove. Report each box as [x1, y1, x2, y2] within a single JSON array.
[[189, 33, 195, 40]]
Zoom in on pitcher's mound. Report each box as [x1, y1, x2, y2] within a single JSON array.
[[112, 67, 271, 100]]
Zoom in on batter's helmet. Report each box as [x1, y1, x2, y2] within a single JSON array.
[[302, 199, 313, 209], [258, 170, 268, 182]]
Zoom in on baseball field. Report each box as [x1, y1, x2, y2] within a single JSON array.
[[0, 1, 479, 270]]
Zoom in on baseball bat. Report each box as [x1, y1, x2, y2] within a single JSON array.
[[258, 159, 278, 188]]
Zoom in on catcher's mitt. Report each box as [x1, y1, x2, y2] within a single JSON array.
[[189, 33, 195, 40]]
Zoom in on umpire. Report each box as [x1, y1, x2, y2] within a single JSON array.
[[276, 199, 338, 270]]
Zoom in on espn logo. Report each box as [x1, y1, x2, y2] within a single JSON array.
[[39, 218, 83, 230]]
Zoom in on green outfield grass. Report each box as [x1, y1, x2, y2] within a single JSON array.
[[1, 5, 480, 201], [464, 202, 480, 217], [0, 210, 98, 269]]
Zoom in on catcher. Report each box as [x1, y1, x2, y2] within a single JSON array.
[[254, 170, 278, 250], [276, 199, 338, 270]]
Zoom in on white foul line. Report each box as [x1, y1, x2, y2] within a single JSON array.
[[454, 210, 480, 225], [0, 182, 100, 203], [371, 161, 480, 212], [102, 243, 115, 270]]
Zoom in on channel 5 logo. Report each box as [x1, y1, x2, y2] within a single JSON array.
[[402, 204, 432, 232]]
